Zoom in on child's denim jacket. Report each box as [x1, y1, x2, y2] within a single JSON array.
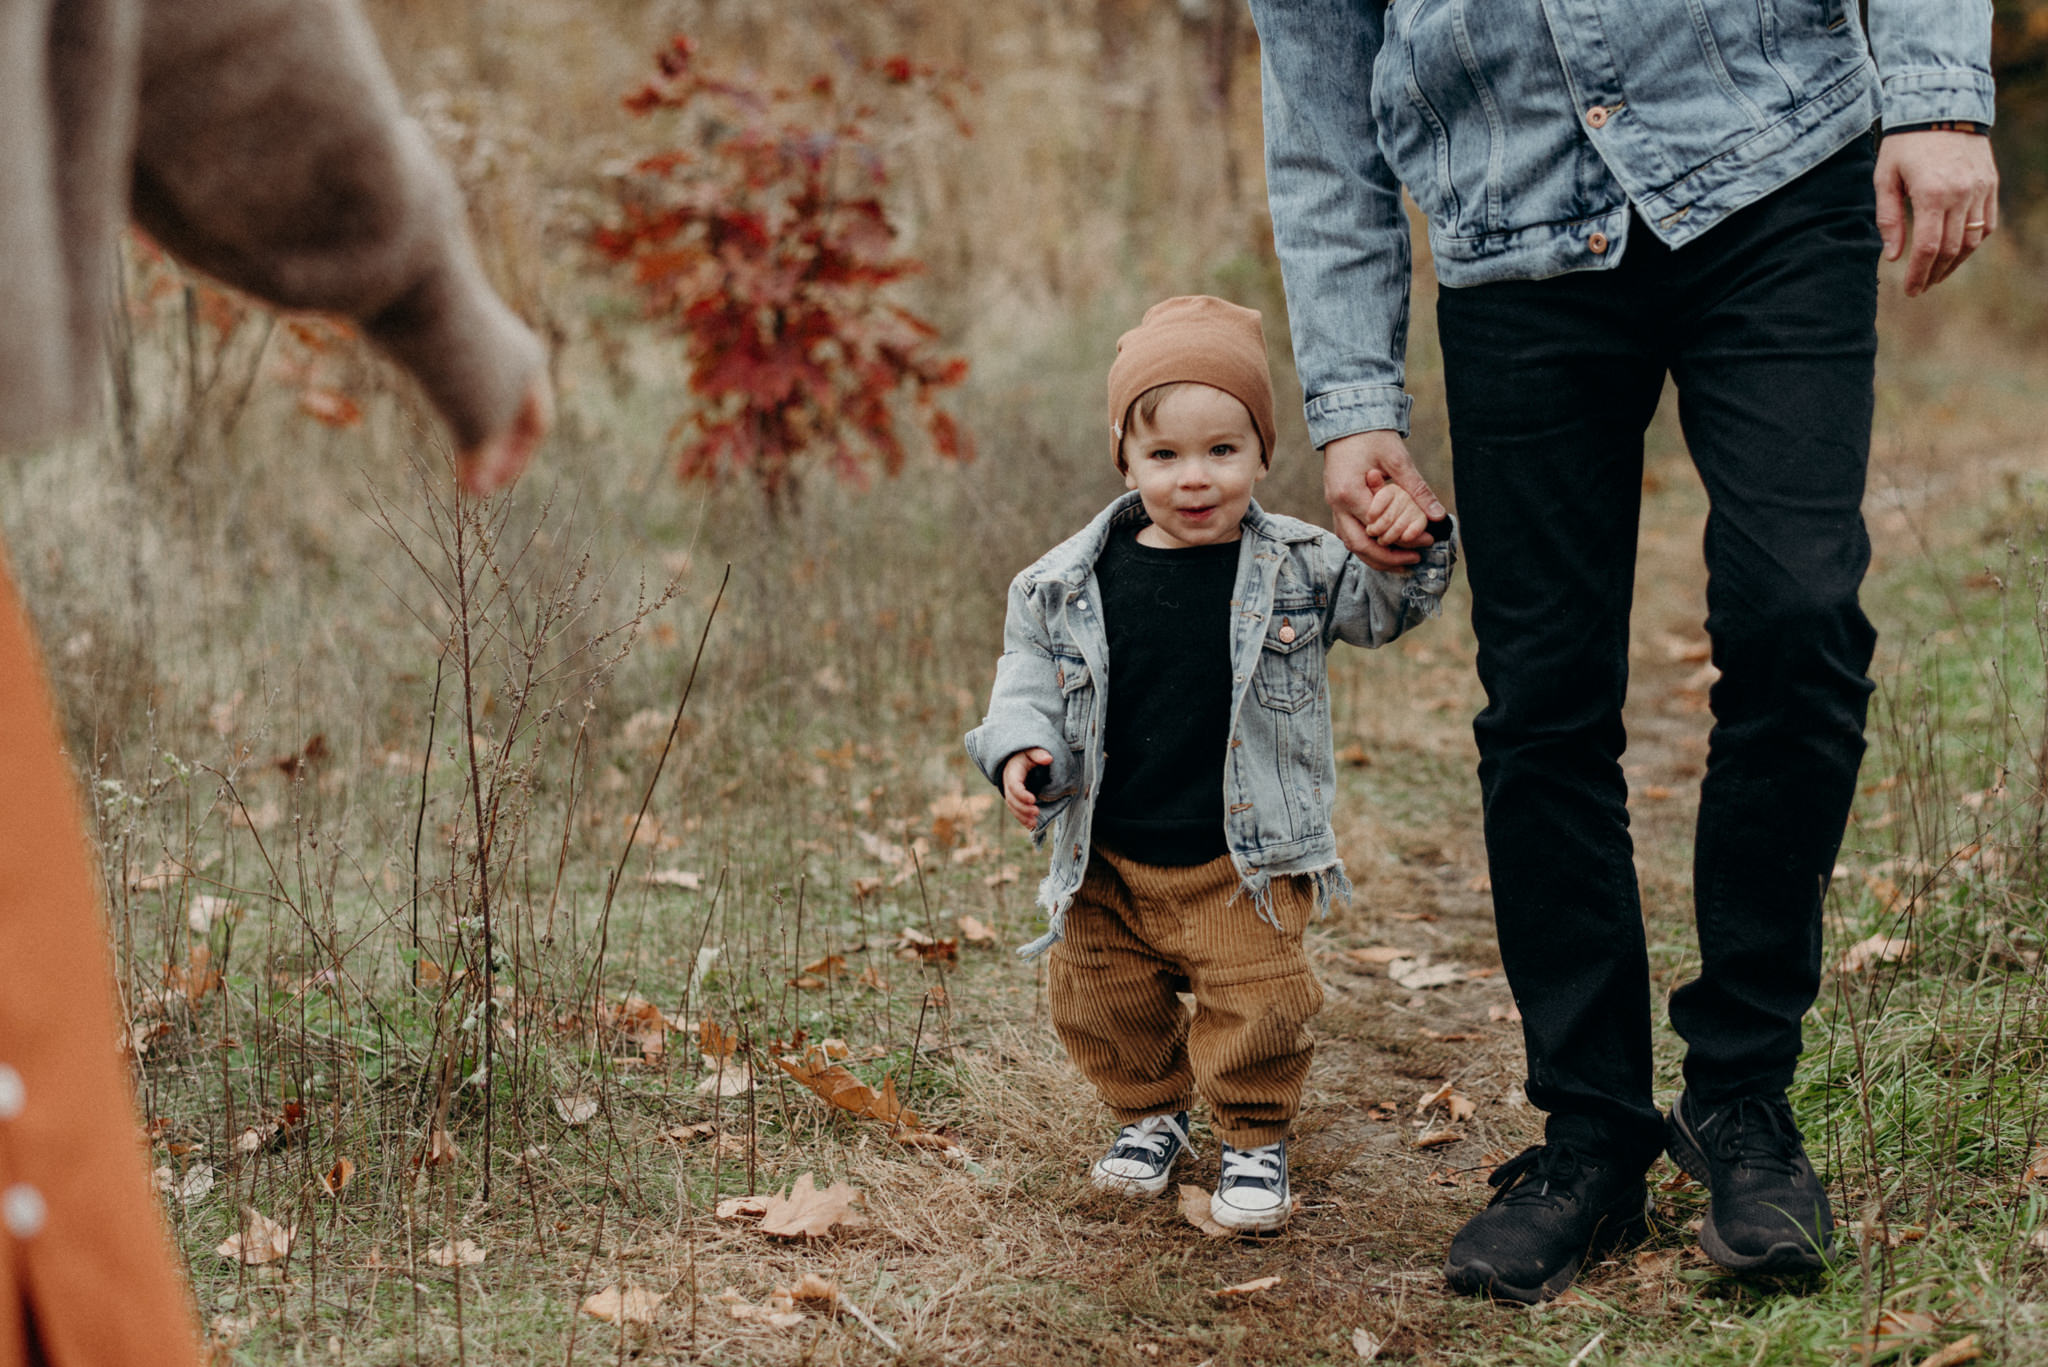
[[965, 492, 1456, 957]]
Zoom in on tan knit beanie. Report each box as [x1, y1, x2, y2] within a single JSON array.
[[1107, 295, 1277, 468]]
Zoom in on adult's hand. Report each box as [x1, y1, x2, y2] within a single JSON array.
[[1324, 429, 1445, 570], [456, 372, 554, 496], [1876, 130, 2000, 297]]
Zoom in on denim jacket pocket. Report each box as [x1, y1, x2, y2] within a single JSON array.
[[1252, 607, 1324, 714], [1056, 655, 1094, 752]]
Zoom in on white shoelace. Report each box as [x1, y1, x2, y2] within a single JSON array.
[[1113, 1113, 1192, 1160], [1220, 1143, 1283, 1185]]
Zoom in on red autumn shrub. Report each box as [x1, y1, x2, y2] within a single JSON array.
[[591, 36, 974, 507]]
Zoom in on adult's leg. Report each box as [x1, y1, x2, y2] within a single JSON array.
[[1437, 266, 1670, 1165], [1662, 139, 1883, 1100]]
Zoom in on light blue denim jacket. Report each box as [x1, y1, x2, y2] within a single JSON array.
[[964, 492, 1457, 957], [1249, 0, 1996, 443]]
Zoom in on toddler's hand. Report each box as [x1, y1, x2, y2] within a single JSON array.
[[1001, 748, 1055, 831], [1363, 469, 1430, 548]]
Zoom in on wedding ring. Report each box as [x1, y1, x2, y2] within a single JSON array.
[[1965, 219, 1987, 229]]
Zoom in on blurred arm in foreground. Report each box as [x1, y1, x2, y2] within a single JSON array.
[[3, 0, 551, 489]]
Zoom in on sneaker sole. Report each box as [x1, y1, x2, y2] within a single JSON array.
[[1208, 1193, 1293, 1234], [1665, 1106, 1831, 1274], [1090, 1158, 1177, 1197], [1441, 1198, 1650, 1305]]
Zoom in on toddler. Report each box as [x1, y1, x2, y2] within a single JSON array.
[[965, 296, 1456, 1231]]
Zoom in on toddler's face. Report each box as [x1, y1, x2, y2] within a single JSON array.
[[1120, 385, 1267, 549]]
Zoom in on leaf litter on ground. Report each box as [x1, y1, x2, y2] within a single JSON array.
[[776, 1047, 972, 1161], [580, 1284, 664, 1325], [715, 1173, 867, 1239], [218, 1207, 294, 1265]]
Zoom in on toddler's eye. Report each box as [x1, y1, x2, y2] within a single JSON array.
[[1210, 443, 1237, 458], [1148, 448, 1177, 462]]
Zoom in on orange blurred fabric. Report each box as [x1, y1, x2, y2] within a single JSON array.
[[0, 544, 201, 1367]]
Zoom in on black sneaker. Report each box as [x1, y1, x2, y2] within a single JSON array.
[[1665, 1091, 1833, 1273], [1090, 1112, 1192, 1196], [1211, 1139, 1292, 1233], [1443, 1144, 1651, 1304]]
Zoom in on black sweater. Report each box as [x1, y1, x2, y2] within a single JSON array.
[[1090, 524, 1238, 865]]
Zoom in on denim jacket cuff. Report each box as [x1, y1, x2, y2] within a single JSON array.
[[1880, 70, 1996, 131], [1304, 386, 1413, 448]]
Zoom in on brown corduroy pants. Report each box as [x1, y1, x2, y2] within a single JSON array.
[[1048, 846, 1324, 1148]]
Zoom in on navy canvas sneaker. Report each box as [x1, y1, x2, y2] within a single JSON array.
[[1211, 1139, 1292, 1233], [1090, 1112, 1192, 1196]]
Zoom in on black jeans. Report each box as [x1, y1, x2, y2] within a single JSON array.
[[1436, 138, 1882, 1165]]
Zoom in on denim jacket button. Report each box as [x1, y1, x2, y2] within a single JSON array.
[[1585, 104, 1609, 128], [1588, 232, 1610, 255]]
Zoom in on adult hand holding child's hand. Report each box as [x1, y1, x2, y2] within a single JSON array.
[[1002, 747, 1056, 831], [1323, 430, 1445, 568]]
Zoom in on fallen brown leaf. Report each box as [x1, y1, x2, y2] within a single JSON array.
[[895, 927, 959, 964], [957, 915, 998, 946], [218, 1207, 294, 1265], [1838, 934, 1913, 974], [715, 1194, 771, 1221], [776, 1050, 922, 1132], [1344, 946, 1406, 967], [1389, 958, 1466, 990], [426, 1129, 458, 1167], [757, 1173, 867, 1239], [598, 995, 675, 1057], [1871, 1308, 1940, 1342], [696, 1060, 754, 1097], [581, 1284, 663, 1325], [319, 1158, 355, 1196], [1415, 1131, 1464, 1149], [554, 1094, 600, 1126], [1177, 1184, 1232, 1238], [791, 954, 847, 988], [1216, 1276, 1282, 1297], [700, 1017, 740, 1062], [780, 1274, 840, 1309], [1921, 1335, 1984, 1367], [427, 1239, 485, 1268], [1489, 1003, 1523, 1023]]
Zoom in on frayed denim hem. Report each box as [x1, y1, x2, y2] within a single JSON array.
[[1230, 859, 1353, 932]]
